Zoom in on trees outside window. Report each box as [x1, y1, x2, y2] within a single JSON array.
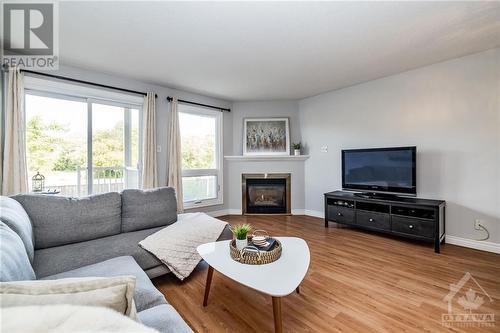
[[179, 105, 223, 208], [25, 93, 141, 196]]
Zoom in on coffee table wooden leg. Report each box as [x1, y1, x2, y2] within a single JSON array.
[[296, 286, 300, 294], [272, 296, 283, 333], [203, 265, 214, 307]]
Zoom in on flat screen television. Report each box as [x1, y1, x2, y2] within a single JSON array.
[[342, 146, 416, 196]]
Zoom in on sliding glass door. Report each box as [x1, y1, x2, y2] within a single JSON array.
[[25, 91, 142, 196]]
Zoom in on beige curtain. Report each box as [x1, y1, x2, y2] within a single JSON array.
[[167, 97, 184, 213], [1, 67, 28, 195], [141, 92, 158, 188]]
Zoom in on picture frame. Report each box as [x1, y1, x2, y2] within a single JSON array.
[[243, 118, 290, 156]]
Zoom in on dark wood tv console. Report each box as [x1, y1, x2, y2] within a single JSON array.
[[324, 191, 446, 253]]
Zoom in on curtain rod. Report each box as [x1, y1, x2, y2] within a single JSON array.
[[3, 66, 157, 98], [167, 96, 230, 112]]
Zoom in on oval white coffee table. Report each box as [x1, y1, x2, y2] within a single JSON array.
[[197, 237, 310, 333]]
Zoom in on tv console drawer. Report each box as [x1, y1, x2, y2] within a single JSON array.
[[356, 211, 390, 230], [391, 216, 435, 238], [327, 206, 355, 225]]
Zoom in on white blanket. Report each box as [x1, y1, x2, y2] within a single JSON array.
[[139, 213, 228, 280], [1, 305, 159, 333]]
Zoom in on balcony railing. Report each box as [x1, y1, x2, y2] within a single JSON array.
[[42, 166, 139, 197]]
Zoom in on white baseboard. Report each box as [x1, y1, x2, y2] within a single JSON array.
[[209, 209, 309, 216], [205, 209, 242, 216], [445, 235, 500, 254], [205, 209, 231, 217], [304, 210, 325, 218]]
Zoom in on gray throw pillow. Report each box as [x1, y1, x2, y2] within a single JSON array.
[[121, 187, 177, 232], [13, 193, 122, 249]]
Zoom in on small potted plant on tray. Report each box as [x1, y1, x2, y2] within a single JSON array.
[[232, 224, 252, 250], [293, 143, 301, 156]]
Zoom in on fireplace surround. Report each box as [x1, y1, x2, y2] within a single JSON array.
[[242, 173, 291, 214]]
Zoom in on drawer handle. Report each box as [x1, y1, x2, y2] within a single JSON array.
[[369, 218, 374, 222], [409, 225, 414, 229], [337, 212, 343, 216]]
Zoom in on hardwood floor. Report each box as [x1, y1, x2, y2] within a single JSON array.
[[153, 215, 500, 333]]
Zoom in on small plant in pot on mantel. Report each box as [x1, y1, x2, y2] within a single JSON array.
[[232, 224, 252, 250], [293, 143, 301, 156]]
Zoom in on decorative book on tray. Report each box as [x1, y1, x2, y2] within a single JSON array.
[[248, 237, 277, 252]]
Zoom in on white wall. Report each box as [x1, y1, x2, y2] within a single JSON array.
[[299, 48, 500, 243]]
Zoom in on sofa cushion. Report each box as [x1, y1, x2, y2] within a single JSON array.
[[13, 192, 122, 249], [138, 304, 193, 333], [0, 222, 36, 282], [0, 196, 34, 263], [33, 226, 164, 278], [121, 187, 177, 232], [43, 256, 166, 312]]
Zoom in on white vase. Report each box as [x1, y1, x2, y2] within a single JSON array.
[[294, 149, 301, 156], [235, 238, 248, 250]]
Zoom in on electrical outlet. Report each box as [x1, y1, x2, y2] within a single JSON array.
[[474, 219, 482, 230], [320, 145, 328, 153]]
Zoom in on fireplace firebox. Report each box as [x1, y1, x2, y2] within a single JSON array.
[[242, 174, 291, 214]]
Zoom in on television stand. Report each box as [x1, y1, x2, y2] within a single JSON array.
[[324, 190, 446, 253]]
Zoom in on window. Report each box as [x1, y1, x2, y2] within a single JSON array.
[[179, 104, 223, 208], [25, 87, 142, 196]]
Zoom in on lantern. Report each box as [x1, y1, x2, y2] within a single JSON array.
[[32, 172, 45, 192]]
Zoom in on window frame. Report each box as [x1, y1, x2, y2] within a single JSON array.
[[24, 84, 144, 195], [178, 105, 223, 209]]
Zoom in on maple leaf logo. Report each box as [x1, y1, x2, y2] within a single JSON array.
[[457, 288, 484, 312]]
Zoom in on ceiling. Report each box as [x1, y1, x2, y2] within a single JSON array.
[[59, 1, 500, 101]]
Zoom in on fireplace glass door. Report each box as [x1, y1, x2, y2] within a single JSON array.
[[246, 178, 287, 214]]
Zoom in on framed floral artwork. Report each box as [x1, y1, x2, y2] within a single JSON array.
[[243, 118, 290, 156]]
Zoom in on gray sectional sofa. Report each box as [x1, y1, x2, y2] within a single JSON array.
[[0, 187, 232, 333]]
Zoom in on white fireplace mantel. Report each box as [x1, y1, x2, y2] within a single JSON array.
[[224, 155, 310, 162]]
